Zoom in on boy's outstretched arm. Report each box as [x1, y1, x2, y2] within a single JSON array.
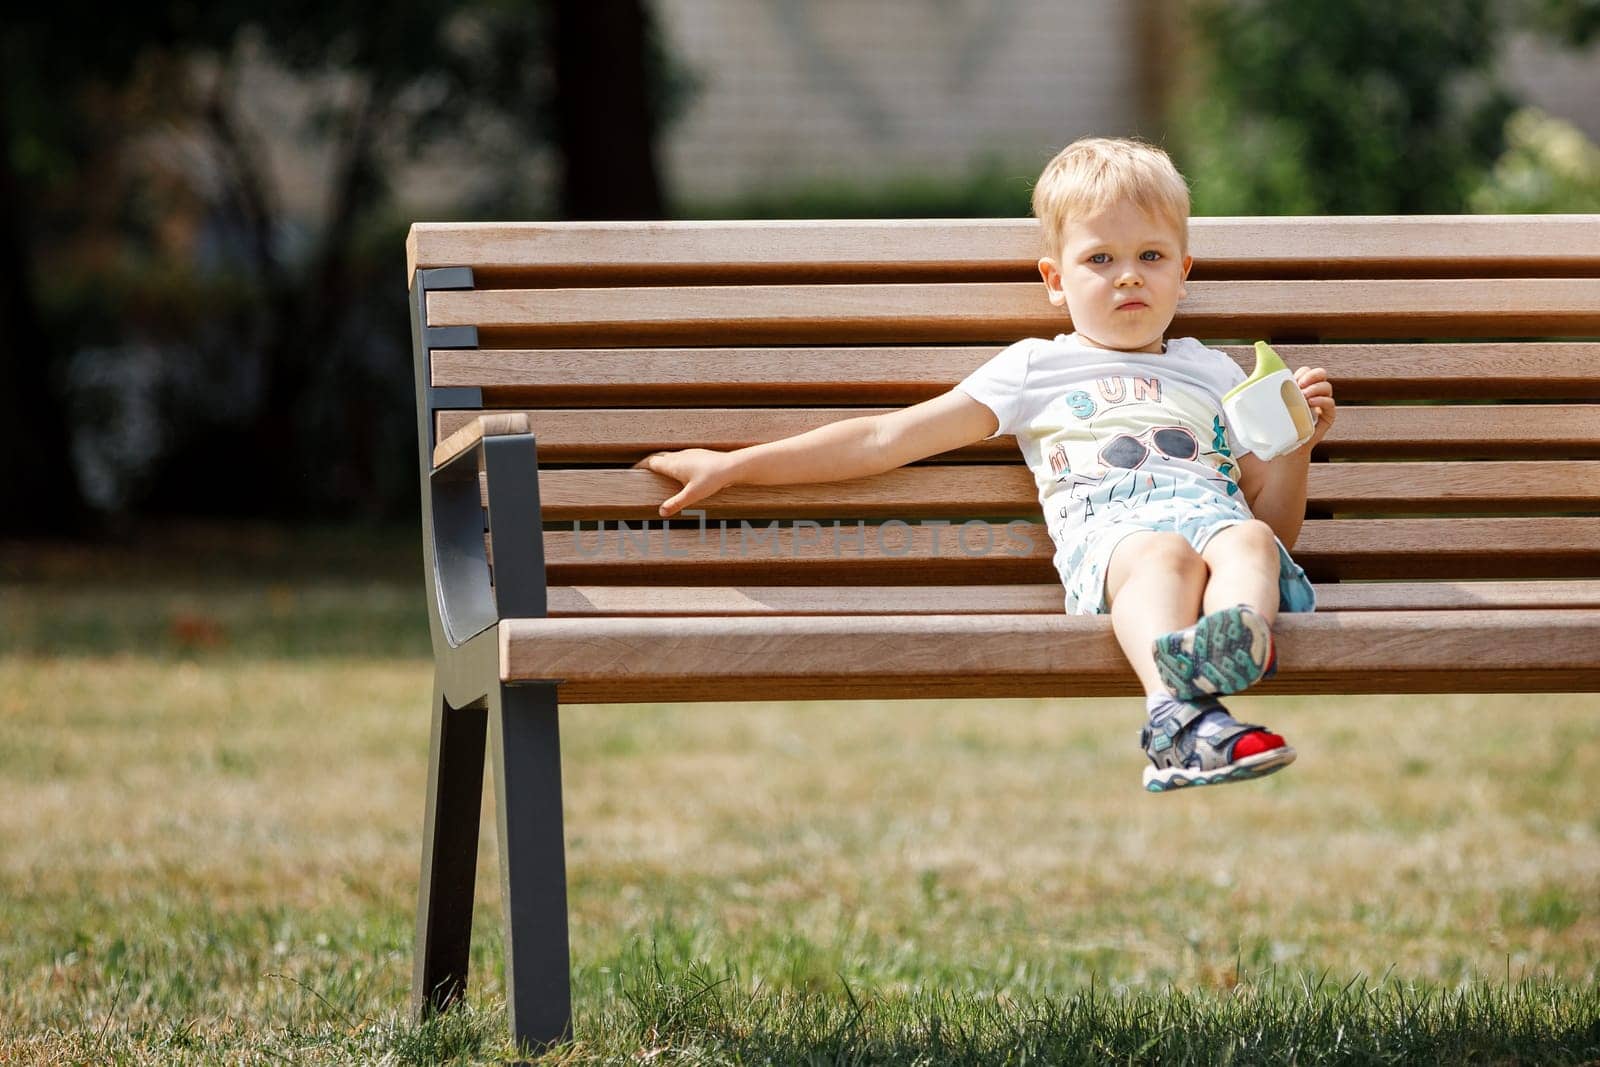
[[1235, 367, 1338, 549], [635, 389, 1001, 517]]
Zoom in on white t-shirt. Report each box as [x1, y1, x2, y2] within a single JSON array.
[[956, 332, 1252, 583]]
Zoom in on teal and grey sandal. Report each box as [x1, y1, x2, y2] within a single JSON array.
[[1153, 604, 1277, 700], [1141, 698, 1296, 793]]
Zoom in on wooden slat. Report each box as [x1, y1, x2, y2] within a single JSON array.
[[543, 580, 1600, 616], [433, 342, 1600, 404], [527, 463, 1600, 519], [1322, 406, 1600, 459], [407, 216, 1600, 286], [426, 279, 1600, 346], [1303, 462, 1600, 512], [442, 404, 1600, 463], [523, 517, 1600, 583], [499, 609, 1600, 699]]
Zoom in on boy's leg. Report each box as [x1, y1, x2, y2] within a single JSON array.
[[1104, 529, 1294, 792], [1104, 531, 1207, 696], [1199, 519, 1281, 624], [1150, 520, 1283, 700]]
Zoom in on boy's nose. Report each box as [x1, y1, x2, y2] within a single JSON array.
[[1115, 271, 1142, 287]]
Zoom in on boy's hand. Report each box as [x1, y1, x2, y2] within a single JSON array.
[[633, 448, 737, 517], [1296, 366, 1336, 449]]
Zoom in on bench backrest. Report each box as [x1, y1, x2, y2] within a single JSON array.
[[408, 216, 1600, 630]]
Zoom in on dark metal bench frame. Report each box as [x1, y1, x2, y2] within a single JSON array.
[[410, 267, 571, 1047]]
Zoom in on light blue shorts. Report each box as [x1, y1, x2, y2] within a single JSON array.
[[1058, 503, 1317, 617]]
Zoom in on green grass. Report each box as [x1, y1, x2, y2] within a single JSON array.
[[1, 523, 1597, 1063]]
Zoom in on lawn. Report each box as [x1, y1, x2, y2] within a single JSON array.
[[1, 523, 1596, 1064]]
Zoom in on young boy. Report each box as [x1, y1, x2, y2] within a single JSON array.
[[634, 136, 1336, 793]]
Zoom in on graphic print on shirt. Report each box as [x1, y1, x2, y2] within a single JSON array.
[[1038, 373, 1239, 526]]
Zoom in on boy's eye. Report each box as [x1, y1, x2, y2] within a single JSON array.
[[1088, 253, 1110, 264], [1141, 250, 1162, 261]]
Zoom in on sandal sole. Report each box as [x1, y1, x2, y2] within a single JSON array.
[[1143, 745, 1296, 793], [1153, 606, 1276, 700]]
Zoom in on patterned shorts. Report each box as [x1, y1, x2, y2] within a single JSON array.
[[1058, 502, 1317, 617]]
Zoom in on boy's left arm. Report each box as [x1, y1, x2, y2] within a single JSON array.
[[1234, 367, 1337, 550]]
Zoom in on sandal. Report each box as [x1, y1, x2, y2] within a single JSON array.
[[1140, 698, 1296, 793], [1153, 604, 1277, 700]]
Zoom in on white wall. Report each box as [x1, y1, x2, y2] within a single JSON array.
[[654, 0, 1149, 203]]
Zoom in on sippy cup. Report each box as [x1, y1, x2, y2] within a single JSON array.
[[1222, 341, 1317, 461]]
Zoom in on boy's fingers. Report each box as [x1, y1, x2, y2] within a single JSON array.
[[661, 482, 701, 517]]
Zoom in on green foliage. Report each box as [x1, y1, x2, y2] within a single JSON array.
[[1176, 0, 1518, 215], [1470, 107, 1600, 212], [1518, 0, 1600, 46]]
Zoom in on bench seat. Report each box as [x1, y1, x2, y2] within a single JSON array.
[[501, 606, 1600, 700]]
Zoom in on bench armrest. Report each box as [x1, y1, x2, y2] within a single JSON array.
[[432, 413, 531, 470], [426, 410, 547, 647]]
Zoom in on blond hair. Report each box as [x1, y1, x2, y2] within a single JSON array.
[[1031, 137, 1190, 260]]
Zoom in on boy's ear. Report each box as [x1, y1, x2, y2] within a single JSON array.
[[1179, 254, 1194, 299], [1038, 257, 1067, 307]]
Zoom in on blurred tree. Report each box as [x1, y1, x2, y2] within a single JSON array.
[[554, 0, 666, 219], [2, 0, 688, 533], [1175, 0, 1518, 215], [1470, 107, 1600, 212], [1520, 0, 1600, 45], [0, 80, 88, 536], [1, 10, 206, 535]]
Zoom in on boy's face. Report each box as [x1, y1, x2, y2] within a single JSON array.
[[1037, 201, 1193, 354]]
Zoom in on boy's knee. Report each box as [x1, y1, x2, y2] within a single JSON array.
[[1213, 519, 1277, 560], [1133, 532, 1207, 578]]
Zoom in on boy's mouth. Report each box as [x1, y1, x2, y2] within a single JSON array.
[[1116, 300, 1148, 311]]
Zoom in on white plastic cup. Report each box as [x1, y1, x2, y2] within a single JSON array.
[[1223, 342, 1317, 461]]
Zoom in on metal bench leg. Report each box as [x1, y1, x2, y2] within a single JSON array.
[[491, 680, 573, 1051], [413, 679, 488, 1016]]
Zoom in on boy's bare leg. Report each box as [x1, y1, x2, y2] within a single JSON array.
[[1199, 519, 1282, 624], [1110, 528, 1295, 791], [1104, 531, 1208, 696]]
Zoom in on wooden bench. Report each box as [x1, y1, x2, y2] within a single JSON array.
[[404, 215, 1600, 1050]]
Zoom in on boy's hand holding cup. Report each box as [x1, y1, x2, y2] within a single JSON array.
[[1295, 365, 1336, 450]]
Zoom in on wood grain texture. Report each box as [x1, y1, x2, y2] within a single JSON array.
[[440, 404, 1600, 463], [542, 580, 1600, 617], [426, 279, 1600, 346], [407, 216, 1600, 285], [518, 517, 1600, 583], [498, 608, 1600, 699], [525, 462, 1600, 520], [432, 342, 1600, 404], [430, 412, 530, 469]]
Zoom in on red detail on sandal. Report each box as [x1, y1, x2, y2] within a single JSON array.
[[1232, 731, 1286, 760]]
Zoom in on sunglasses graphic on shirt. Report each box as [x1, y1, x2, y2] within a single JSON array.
[[1098, 427, 1199, 470]]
